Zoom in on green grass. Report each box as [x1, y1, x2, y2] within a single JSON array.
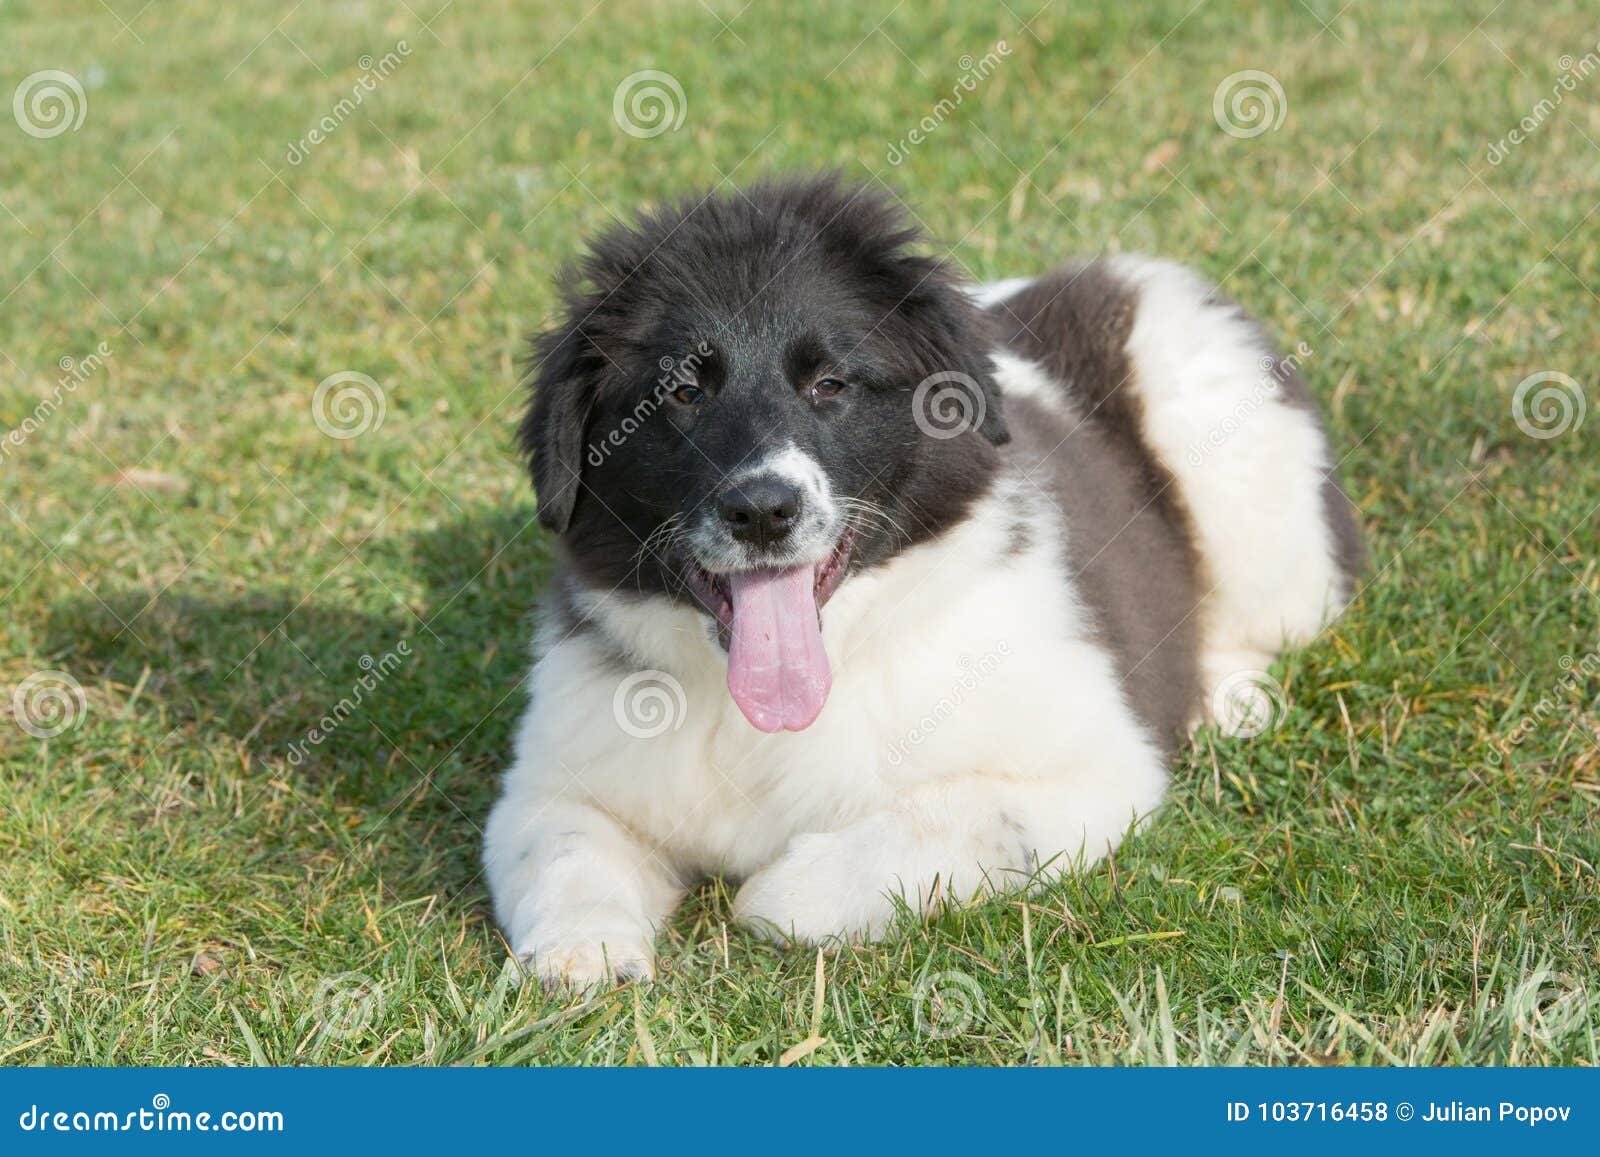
[[2, 0, 1598, 1066]]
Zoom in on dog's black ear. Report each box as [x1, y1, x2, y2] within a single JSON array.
[[519, 327, 594, 535]]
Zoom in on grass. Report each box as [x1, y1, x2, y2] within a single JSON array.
[[1, 0, 1598, 1066]]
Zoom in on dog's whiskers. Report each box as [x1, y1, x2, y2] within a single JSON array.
[[839, 496, 909, 548], [629, 514, 687, 590]]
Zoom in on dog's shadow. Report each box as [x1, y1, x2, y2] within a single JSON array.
[[43, 504, 557, 901]]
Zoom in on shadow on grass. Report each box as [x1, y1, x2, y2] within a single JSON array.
[[42, 503, 557, 902]]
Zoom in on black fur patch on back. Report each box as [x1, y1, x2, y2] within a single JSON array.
[[986, 265, 1205, 750], [986, 263, 1204, 573]]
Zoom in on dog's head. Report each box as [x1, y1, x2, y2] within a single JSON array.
[[520, 175, 1007, 732]]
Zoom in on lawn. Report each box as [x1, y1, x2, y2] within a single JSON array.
[[1, 0, 1597, 1066]]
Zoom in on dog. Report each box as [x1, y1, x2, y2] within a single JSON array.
[[484, 175, 1363, 989]]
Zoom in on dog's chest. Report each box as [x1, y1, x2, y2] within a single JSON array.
[[574, 523, 1084, 877]]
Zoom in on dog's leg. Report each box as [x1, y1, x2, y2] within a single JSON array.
[[484, 793, 682, 990], [733, 765, 1164, 944]]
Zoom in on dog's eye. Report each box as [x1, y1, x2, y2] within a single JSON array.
[[809, 377, 847, 402], [671, 383, 703, 405]]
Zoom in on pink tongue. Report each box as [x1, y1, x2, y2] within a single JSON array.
[[725, 565, 831, 733]]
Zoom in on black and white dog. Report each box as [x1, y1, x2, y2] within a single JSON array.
[[485, 175, 1362, 988]]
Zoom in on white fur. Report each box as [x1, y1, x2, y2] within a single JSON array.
[[1104, 256, 1348, 726], [989, 349, 1075, 419], [966, 277, 1034, 307], [486, 259, 1350, 988]]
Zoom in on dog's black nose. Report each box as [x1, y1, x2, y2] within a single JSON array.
[[718, 476, 802, 548]]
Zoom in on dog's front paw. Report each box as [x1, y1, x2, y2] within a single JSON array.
[[733, 831, 896, 945], [511, 907, 656, 993]]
